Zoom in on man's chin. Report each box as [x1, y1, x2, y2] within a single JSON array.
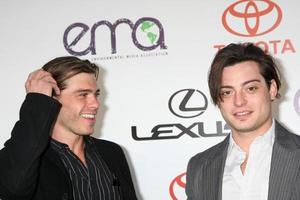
[[227, 121, 255, 133], [231, 124, 258, 135], [79, 131, 94, 136]]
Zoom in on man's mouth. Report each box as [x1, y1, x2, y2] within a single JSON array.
[[234, 111, 251, 116], [81, 114, 96, 119]]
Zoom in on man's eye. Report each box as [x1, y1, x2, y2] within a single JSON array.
[[247, 86, 258, 93], [79, 93, 88, 97], [221, 90, 232, 97]]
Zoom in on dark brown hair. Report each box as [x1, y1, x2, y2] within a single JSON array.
[[208, 42, 281, 105], [42, 56, 99, 93]]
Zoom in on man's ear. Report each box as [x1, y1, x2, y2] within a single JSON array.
[[269, 79, 278, 101]]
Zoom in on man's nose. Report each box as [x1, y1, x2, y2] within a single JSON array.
[[234, 91, 247, 107], [89, 95, 100, 110]]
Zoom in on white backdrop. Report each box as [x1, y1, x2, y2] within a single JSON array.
[[0, 1, 300, 199]]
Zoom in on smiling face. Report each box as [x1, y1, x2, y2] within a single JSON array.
[[218, 61, 277, 137], [53, 72, 100, 140]]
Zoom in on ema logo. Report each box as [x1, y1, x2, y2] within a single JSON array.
[[169, 173, 186, 200], [63, 17, 167, 56], [222, 0, 282, 37]]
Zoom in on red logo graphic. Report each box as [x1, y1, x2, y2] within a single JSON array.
[[222, 0, 282, 37], [169, 173, 186, 200]]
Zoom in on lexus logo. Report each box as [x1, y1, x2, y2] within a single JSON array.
[[168, 89, 208, 118], [222, 0, 282, 37], [169, 173, 186, 200], [294, 89, 300, 116]]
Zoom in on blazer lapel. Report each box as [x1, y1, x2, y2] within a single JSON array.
[[268, 143, 300, 200], [202, 137, 228, 200], [268, 122, 300, 200]]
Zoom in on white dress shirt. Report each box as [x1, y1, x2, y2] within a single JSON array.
[[222, 121, 275, 200]]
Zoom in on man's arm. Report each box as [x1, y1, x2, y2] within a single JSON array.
[[0, 69, 61, 199], [186, 156, 196, 200]]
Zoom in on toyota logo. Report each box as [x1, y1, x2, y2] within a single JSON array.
[[222, 0, 282, 37], [168, 89, 208, 118], [294, 89, 300, 116], [169, 173, 186, 200]]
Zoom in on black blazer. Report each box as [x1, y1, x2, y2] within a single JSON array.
[[0, 93, 137, 200]]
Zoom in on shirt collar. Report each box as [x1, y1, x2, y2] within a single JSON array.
[[227, 119, 275, 155], [50, 138, 68, 152], [50, 136, 92, 152]]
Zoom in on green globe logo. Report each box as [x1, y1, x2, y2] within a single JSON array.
[[141, 21, 158, 44], [137, 21, 159, 46]]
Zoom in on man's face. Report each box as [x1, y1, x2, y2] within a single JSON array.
[[55, 72, 100, 137], [218, 61, 277, 137]]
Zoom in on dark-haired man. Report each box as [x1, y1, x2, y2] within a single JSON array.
[[0, 57, 137, 200], [186, 43, 300, 200]]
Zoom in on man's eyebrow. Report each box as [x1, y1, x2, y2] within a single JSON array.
[[74, 89, 100, 93], [220, 79, 261, 89], [242, 79, 261, 86], [220, 86, 233, 89]]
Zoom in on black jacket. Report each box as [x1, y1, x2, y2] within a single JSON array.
[[0, 93, 137, 200]]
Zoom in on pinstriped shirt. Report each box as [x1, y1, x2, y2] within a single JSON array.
[[51, 137, 121, 200]]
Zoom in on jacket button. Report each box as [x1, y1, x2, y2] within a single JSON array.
[[62, 193, 68, 200]]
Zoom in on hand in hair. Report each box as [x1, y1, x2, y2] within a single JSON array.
[[25, 69, 60, 97]]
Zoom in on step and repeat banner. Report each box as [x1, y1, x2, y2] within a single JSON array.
[[0, 1, 299, 199]]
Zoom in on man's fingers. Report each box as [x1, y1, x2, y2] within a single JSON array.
[[49, 81, 61, 96], [25, 69, 60, 96], [43, 76, 61, 96]]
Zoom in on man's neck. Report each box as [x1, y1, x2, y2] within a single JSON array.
[[231, 119, 273, 154], [51, 130, 87, 165], [231, 133, 258, 154]]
